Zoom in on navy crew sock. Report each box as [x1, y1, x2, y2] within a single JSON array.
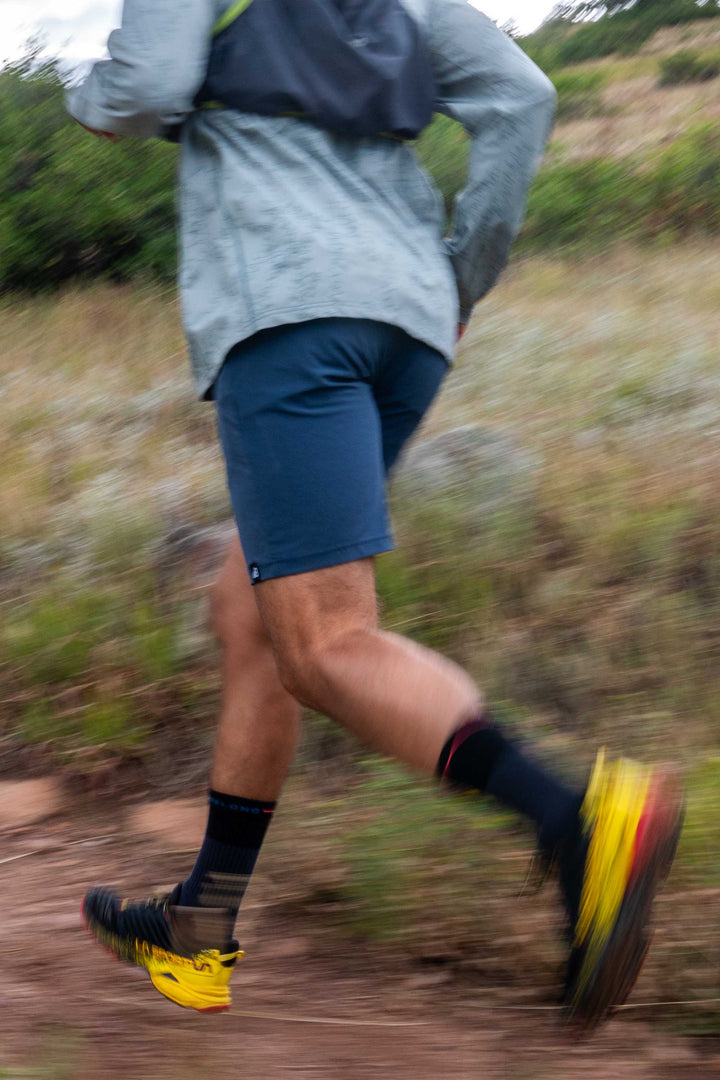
[[437, 714, 581, 853], [179, 790, 276, 916]]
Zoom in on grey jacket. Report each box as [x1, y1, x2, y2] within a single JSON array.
[[66, 0, 555, 399]]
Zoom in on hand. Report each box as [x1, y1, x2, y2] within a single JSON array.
[[78, 122, 118, 142], [457, 323, 467, 342]]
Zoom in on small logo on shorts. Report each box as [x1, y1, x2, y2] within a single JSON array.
[[250, 563, 262, 583]]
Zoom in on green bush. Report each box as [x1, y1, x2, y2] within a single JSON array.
[[658, 49, 720, 85], [521, 157, 651, 249], [2, 588, 115, 685], [648, 123, 720, 233], [521, 122, 720, 249], [1, 571, 181, 753], [0, 57, 178, 290], [553, 69, 608, 119], [81, 697, 144, 748], [556, 16, 652, 65], [2, 43, 720, 292]]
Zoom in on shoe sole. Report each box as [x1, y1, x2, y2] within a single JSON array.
[[565, 771, 684, 1028], [81, 897, 230, 1014]]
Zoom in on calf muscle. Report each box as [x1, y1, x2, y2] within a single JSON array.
[[210, 537, 301, 799]]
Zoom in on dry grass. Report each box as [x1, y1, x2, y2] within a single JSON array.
[[642, 19, 720, 55], [550, 20, 720, 161], [553, 72, 720, 161], [0, 286, 226, 549], [428, 244, 720, 756]]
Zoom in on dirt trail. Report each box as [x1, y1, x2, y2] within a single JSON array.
[[1, 786, 718, 1080]]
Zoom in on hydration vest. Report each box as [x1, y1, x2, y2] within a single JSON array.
[[196, 0, 435, 139]]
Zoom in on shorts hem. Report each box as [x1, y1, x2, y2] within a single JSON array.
[[250, 535, 394, 583]]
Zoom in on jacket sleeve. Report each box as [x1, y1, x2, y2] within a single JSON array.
[[429, 0, 556, 322], [64, 0, 217, 139]]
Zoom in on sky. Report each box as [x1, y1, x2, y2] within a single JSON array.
[[0, 0, 557, 68]]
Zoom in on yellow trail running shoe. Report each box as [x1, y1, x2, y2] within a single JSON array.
[[559, 751, 684, 1026], [82, 883, 242, 1013]]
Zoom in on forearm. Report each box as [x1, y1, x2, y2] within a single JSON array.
[[64, 0, 216, 139], [444, 80, 555, 320], [66, 64, 165, 138], [431, 1, 556, 321]]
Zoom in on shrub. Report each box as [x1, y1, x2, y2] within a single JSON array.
[[553, 69, 608, 120], [521, 122, 720, 249], [648, 123, 720, 233], [520, 16, 572, 73], [554, 15, 653, 65], [0, 57, 178, 291], [521, 157, 651, 249], [658, 49, 720, 85]]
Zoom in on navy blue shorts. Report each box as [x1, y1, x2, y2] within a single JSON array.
[[214, 319, 447, 582]]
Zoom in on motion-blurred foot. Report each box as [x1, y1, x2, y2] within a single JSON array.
[[82, 883, 241, 1012], [558, 751, 684, 1026]]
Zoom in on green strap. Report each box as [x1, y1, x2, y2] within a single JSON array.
[[212, 0, 255, 36]]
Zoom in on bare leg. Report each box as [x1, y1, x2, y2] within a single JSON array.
[[209, 537, 301, 800], [255, 558, 480, 773]]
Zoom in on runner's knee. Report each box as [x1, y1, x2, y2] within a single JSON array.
[[273, 624, 366, 708], [255, 558, 379, 703]]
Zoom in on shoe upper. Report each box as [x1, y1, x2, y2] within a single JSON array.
[[568, 752, 651, 954], [83, 883, 237, 960], [555, 749, 683, 1020], [82, 883, 242, 1013]]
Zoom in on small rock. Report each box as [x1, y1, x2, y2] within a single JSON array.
[[263, 937, 312, 960], [402, 970, 452, 991], [0, 779, 61, 830], [126, 799, 206, 846]]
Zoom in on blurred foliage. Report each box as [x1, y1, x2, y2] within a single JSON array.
[[658, 48, 720, 84], [338, 762, 520, 944], [1, 573, 180, 758], [415, 112, 469, 218], [0, 55, 177, 291], [649, 123, 720, 233], [521, 124, 720, 249], [521, 1, 720, 70], [2, 16, 720, 293], [552, 68, 609, 119]]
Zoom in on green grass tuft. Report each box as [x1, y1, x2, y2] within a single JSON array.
[[658, 49, 720, 85]]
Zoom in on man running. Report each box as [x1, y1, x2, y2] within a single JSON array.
[[68, 0, 683, 1025]]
